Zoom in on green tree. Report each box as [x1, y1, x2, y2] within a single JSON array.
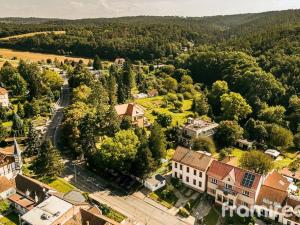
[[258, 105, 286, 124], [192, 93, 209, 116], [289, 158, 300, 172], [267, 124, 294, 149], [17, 102, 25, 118], [34, 140, 64, 178], [26, 121, 39, 157], [156, 113, 172, 128], [149, 122, 167, 160], [107, 74, 117, 105], [105, 105, 121, 136], [220, 92, 252, 121], [42, 69, 64, 91], [294, 133, 300, 149], [73, 84, 91, 103], [93, 55, 103, 70], [240, 150, 273, 174], [95, 130, 140, 172], [164, 77, 178, 92], [215, 120, 244, 147], [11, 113, 24, 136], [79, 113, 96, 158], [192, 137, 216, 154]]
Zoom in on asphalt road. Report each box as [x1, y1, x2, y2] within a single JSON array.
[[63, 163, 189, 225], [45, 83, 70, 147]]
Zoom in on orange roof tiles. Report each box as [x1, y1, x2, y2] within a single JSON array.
[[207, 160, 262, 190], [0, 176, 15, 193], [0, 87, 8, 95]]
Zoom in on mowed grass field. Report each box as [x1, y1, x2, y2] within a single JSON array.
[[135, 96, 194, 126], [0, 48, 90, 65], [0, 31, 66, 40]]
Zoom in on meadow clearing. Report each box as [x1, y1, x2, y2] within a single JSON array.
[[0, 48, 90, 66], [0, 31, 66, 41]]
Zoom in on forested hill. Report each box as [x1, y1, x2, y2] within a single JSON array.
[[0, 9, 299, 60]]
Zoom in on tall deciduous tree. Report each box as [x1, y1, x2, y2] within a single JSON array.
[[215, 120, 244, 147], [149, 122, 167, 160], [220, 92, 252, 121], [26, 121, 39, 157], [34, 140, 64, 178], [240, 150, 273, 174]]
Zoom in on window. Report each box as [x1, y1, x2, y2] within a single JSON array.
[[211, 178, 218, 184], [180, 174, 182, 179], [175, 172, 177, 178], [242, 190, 249, 197], [186, 167, 189, 173], [199, 172, 202, 178], [180, 165, 182, 170], [193, 179, 196, 185], [287, 221, 291, 225], [175, 162, 177, 168], [194, 169, 196, 176], [225, 183, 232, 190], [199, 181, 202, 188], [186, 177, 189, 182]]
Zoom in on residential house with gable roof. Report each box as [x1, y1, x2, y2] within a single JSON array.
[[114, 103, 146, 127], [206, 160, 263, 209], [255, 171, 300, 225], [172, 146, 214, 192]]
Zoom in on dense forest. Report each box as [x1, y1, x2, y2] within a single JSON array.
[[0, 9, 299, 177]]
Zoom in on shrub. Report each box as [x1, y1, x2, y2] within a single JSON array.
[[178, 207, 189, 218], [171, 177, 182, 189]]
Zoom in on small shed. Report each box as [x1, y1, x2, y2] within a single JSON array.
[[144, 174, 166, 192], [265, 149, 280, 159], [236, 139, 254, 150]]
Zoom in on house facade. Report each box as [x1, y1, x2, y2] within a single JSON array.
[[0, 139, 23, 179], [114, 103, 146, 127], [0, 87, 9, 107], [207, 160, 263, 209], [178, 118, 219, 147], [0, 176, 16, 199], [172, 146, 214, 192]]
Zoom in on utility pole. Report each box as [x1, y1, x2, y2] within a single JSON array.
[[74, 162, 77, 182]]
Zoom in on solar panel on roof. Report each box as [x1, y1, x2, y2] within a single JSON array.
[[242, 172, 255, 188]]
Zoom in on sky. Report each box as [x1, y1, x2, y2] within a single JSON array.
[[0, 0, 299, 19]]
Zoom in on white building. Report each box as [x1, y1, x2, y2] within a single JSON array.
[[178, 118, 219, 147], [172, 146, 214, 192], [0, 138, 23, 180], [0, 87, 9, 107], [144, 174, 166, 192], [21, 196, 74, 225]]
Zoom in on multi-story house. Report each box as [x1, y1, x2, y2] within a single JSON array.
[[255, 171, 300, 225], [115, 103, 146, 127], [178, 118, 219, 147], [172, 146, 214, 192], [0, 138, 23, 179], [207, 160, 263, 209], [0, 87, 9, 107]]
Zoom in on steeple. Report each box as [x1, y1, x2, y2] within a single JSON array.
[[13, 137, 23, 171]]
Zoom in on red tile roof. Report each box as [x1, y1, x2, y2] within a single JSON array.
[[8, 193, 35, 211], [256, 185, 288, 207], [264, 171, 290, 192], [114, 103, 144, 117], [172, 146, 214, 172], [207, 160, 262, 190], [0, 176, 15, 193], [0, 87, 8, 95]]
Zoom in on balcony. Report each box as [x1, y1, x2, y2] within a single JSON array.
[[217, 185, 237, 196]]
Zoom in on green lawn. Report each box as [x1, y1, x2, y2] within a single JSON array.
[[0, 212, 19, 225], [148, 186, 178, 209], [46, 178, 75, 193], [203, 208, 219, 225], [135, 96, 193, 126]]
